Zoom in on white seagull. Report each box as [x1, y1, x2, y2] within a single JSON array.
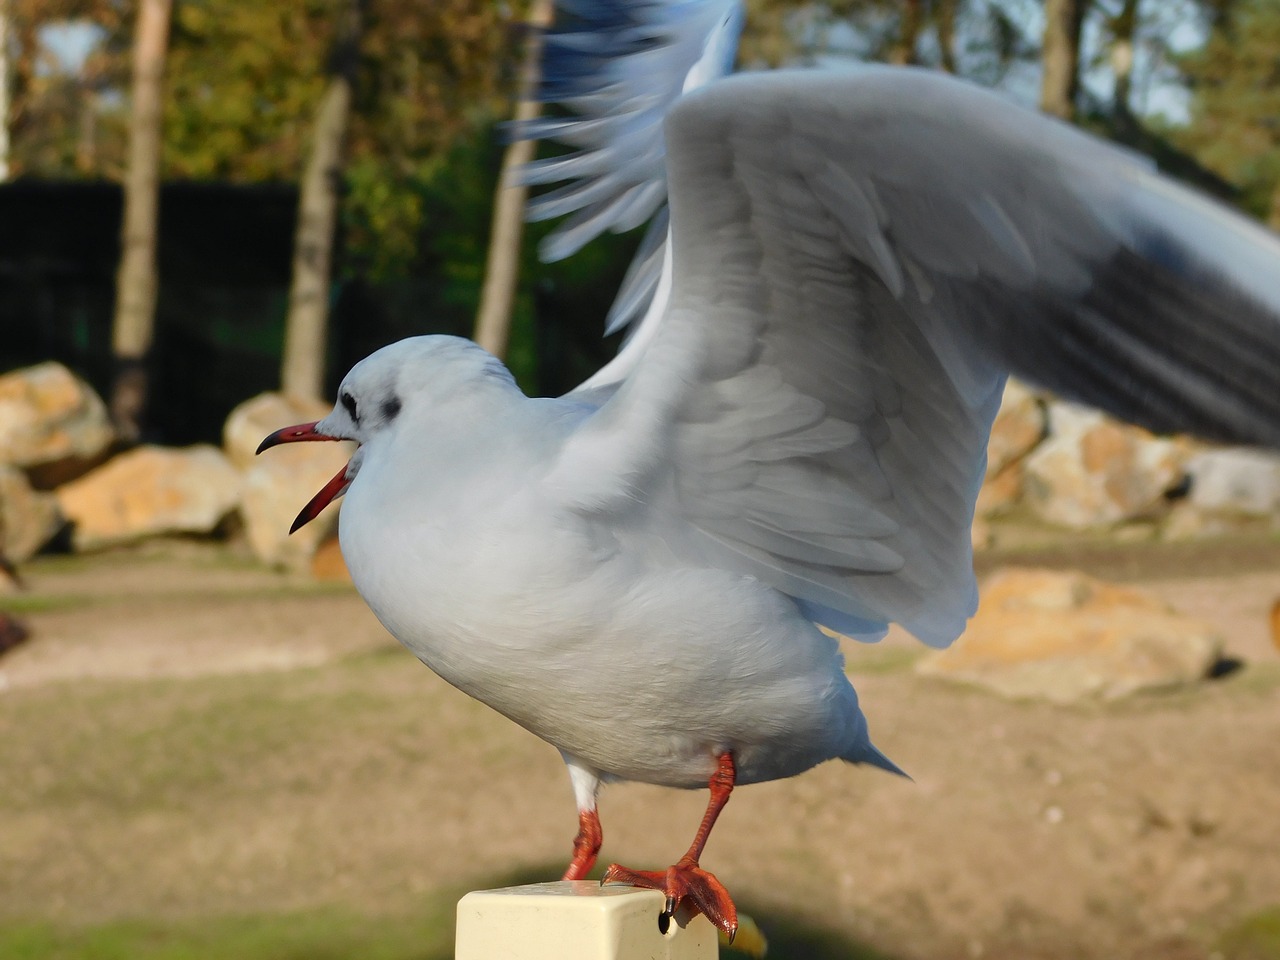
[[258, 0, 1280, 940]]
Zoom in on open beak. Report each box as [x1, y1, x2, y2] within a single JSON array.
[[256, 421, 352, 533]]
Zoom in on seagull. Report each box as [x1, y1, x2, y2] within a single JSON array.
[[258, 1, 1280, 941]]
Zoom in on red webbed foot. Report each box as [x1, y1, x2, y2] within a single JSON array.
[[602, 857, 738, 940], [600, 752, 739, 940]]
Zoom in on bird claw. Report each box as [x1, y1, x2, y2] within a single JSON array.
[[602, 860, 738, 942]]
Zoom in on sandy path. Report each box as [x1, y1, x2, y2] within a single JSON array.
[[1, 540, 1277, 959]]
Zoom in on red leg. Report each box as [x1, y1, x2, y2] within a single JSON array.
[[562, 808, 603, 880], [603, 753, 739, 941]]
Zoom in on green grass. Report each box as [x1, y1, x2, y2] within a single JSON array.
[[0, 903, 456, 960], [1, 581, 353, 615], [844, 646, 923, 676], [1218, 906, 1280, 960], [0, 593, 100, 614], [0, 662, 438, 813], [1216, 661, 1280, 697]]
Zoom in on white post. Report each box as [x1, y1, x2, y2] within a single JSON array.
[[456, 882, 718, 960]]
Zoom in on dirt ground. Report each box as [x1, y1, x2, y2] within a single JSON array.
[[0, 536, 1278, 959]]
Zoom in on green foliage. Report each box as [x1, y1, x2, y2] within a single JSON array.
[[7, 0, 129, 178], [164, 0, 333, 181], [341, 154, 431, 281], [160, 0, 517, 184], [1175, 0, 1280, 224]]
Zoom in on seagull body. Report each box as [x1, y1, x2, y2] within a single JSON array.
[[331, 337, 890, 791], [260, 41, 1280, 939]]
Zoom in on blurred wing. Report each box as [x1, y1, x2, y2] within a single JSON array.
[[514, 0, 743, 335], [551, 67, 1280, 648]]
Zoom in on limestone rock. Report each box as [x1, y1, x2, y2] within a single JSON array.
[[0, 465, 63, 562], [55, 445, 241, 550], [917, 567, 1223, 703], [227, 393, 353, 569], [0, 562, 18, 595], [223, 392, 332, 470], [311, 536, 352, 582], [1024, 403, 1186, 529], [0, 362, 115, 484], [976, 381, 1046, 519], [1164, 447, 1280, 540], [1185, 448, 1280, 518], [0, 612, 29, 656], [986, 380, 1047, 478], [976, 460, 1025, 518]]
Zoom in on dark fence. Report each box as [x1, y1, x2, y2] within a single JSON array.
[[0, 180, 476, 445], [0, 179, 632, 446]]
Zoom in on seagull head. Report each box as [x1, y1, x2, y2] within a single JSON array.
[[256, 335, 516, 533]]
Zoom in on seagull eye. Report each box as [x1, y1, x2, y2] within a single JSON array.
[[341, 392, 358, 421]]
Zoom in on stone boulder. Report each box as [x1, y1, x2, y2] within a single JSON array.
[[976, 380, 1047, 519], [54, 445, 241, 550], [0, 362, 115, 486], [986, 380, 1047, 477], [311, 536, 352, 582], [224, 392, 328, 470], [1185, 447, 1280, 518], [1163, 447, 1280, 539], [226, 393, 353, 569], [0, 465, 63, 562], [917, 567, 1223, 703], [1023, 403, 1186, 529]]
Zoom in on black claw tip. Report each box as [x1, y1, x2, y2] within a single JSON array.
[[658, 910, 672, 935]]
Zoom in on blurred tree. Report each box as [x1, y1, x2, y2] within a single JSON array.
[[1174, 0, 1280, 227], [281, 0, 363, 402], [160, 1, 513, 207], [162, 0, 332, 181], [742, 1, 1040, 84], [473, 0, 554, 360], [1105, 0, 1141, 126], [3, 0, 127, 178], [110, 0, 172, 441], [1, 0, 11, 179], [1041, 0, 1089, 119], [158, 0, 521, 393]]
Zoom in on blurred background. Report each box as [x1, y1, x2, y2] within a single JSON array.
[[0, 2, 1278, 959]]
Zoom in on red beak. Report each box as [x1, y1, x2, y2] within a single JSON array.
[[256, 421, 336, 453], [256, 421, 351, 533]]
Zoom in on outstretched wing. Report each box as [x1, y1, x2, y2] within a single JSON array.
[[514, 0, 743, 336], [550, 67, 1280, 648]]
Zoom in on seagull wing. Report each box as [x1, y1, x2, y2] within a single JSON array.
[[515, 0, 743, 335], [551, 66, 1280, 649]]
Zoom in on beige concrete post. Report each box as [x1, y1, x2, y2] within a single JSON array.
[[456, 882, 718, 960]]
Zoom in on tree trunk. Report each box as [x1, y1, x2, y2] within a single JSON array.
[[281, 80, 352, 401], [1040, 0, 1088, 120], [936, 0, 958, 74], [473, 0, 555, 360], [1110, 0, 1141, 131], [0, 0, 10, 181], [888, 0, 924, 66], [110, 0, 173, 442], [280, 0, 362, 402]]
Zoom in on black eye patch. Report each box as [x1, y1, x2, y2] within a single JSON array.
[[381, 396, 402, 422], [341, 392, 358, 421]]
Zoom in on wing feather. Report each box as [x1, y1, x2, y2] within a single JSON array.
[[516, 0, 744, 332], [550, 66, 1280, 648]]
